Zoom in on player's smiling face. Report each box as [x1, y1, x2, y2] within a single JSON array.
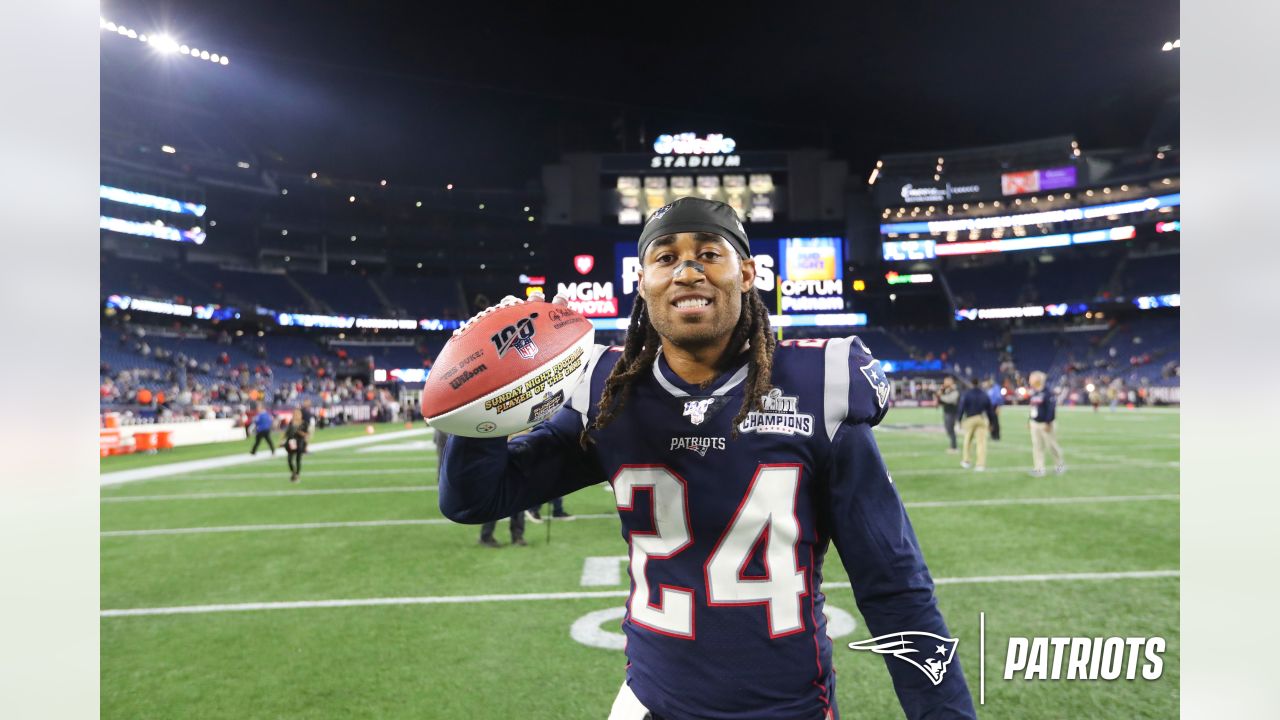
[[638, 232, 755, 351]]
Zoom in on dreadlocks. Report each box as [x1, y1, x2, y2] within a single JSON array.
[[582, 289, 775, 446]]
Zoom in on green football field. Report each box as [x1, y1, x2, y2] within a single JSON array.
[[101, 406, 1179, 719]]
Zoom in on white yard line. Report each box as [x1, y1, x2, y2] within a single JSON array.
[[164, 468, 428, 480], [101, 513, 618, 537], [100, 429, 431, 486], [100, 568, 1179, 617], [891, 461, 1177, 477], [102, 486, 438, 503], [904, 494, 1178, 509], [101, 494, 1177, 533]]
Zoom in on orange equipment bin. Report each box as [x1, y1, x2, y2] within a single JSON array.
[[133, 432, 156, 452], [155, 431, 174, 450]]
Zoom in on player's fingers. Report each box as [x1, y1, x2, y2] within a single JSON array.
[[527, 291, 546, 302], [550, 293, 570, 306]]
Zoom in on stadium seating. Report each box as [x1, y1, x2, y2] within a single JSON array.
[[290, 272, 387, 316], [373, 275, 466, 318]]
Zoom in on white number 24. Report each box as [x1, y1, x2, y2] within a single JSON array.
[[613, 464, 808, 639]]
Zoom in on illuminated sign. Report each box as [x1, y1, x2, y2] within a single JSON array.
[[885, 272, 934, 285], [100, 185, 206, 217], [555, 281, 619, 317], [781, 237, 842, 282], [649, 155, 742, 170], [882, 240, 938, 261], [100, 216, 206, 244], [899, 182, 982, 204], [1000, 166, 1077, 196], [519, 274, 547, 285], [1155, 221, 1181, 233], [879, 359, 944, 373], [1134, 294, 1180, 310], [106, 294, 193, 317], [880, 193, 1181, 235], [573, 255, 595, 275], [653, 132, 737, 155], [374, 368, 430, 383], [884, 225, 1138, 260], [955, 302, 1089, 321]]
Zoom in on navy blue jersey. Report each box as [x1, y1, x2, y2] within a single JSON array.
[[439, 337, 975, 720], [1029, 387, 1056, 423]]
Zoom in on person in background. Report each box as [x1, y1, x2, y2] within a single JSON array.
[[284, 409, 309, 483], [525, 497, 573, 523], [938, 376, 959, 454], [957, 378, 997, 471], [432, 422, 448, 479], [1027, 371, 1066, 477], [984, 378, 1003, 441], [249, 405, 276, 455]]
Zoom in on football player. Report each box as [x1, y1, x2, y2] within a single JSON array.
[[439, 197, 975, 719]]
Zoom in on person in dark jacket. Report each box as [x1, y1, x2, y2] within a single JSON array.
[[938, 377, 959, 453], [957, 379, 997, 471], [283, 409, 309, 482]]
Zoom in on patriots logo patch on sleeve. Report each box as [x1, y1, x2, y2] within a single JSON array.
[[860, 359, 891, 409], [847, 631, 959, 685]]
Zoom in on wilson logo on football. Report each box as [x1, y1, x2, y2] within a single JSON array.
[[490, 313, 539, 359]]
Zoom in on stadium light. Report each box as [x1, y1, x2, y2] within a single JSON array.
[[1162, 39, 1180, 52], [161, 145, 176, 154], [101, 17, 231, 66]]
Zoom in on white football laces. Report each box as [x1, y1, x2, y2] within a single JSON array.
[[452, 294, 534, 337]]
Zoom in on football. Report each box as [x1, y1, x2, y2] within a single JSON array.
[[421, 299, 595, 437]]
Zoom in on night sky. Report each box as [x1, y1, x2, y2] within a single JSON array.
[[100, 1, 1180, 189]]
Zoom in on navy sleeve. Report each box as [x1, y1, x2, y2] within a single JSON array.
[[984, 394, 997, 425], [826, 421, 977, 719], [437, 406, 607, 524]]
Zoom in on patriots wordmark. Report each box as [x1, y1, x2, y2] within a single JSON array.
[[848, 631, 959, 686], [669, 436, 726, 456]]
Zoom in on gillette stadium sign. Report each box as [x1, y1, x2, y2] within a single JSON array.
[[899, 182, 983, 204]]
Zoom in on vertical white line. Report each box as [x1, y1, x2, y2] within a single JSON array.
[[979, 611, 986, 705]]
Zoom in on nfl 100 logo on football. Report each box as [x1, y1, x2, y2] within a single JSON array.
[[738, 388, 814, 436], [490, 312, 539, 360]]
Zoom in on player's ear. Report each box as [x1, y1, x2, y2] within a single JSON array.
[[738, 256, 756, 293], [637, 268, 648, 302]]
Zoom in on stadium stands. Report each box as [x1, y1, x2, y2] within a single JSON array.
[[373, 274, 466, 318]]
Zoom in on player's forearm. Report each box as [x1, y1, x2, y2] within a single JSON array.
[[438, 411, 601, 523], [437, 435, 519, 523]]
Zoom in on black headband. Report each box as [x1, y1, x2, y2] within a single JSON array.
[[636, 197, 750, 261]]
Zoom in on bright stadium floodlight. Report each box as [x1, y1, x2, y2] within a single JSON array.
[[102, 18, 233, 67]]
